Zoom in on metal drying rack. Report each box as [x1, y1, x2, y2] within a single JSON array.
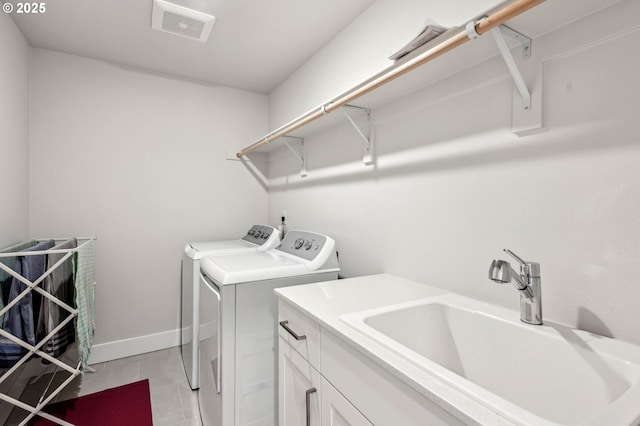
[[0, 237, 96, 426]]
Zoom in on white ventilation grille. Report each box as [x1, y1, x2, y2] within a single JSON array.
[[152, 0, 215, 43]]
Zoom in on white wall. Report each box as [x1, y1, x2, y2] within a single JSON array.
[[0, 14, 30, 247], [0, 15, 31, 419], [267, 0, 640, 345], [29, 49, 269, 353], [268, 0, 505, 129]]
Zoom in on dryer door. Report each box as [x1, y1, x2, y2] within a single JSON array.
[[198, 273, 222, 426], [181, 251, 200, 389]]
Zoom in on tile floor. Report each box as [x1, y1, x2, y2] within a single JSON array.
[[5, 347, 201, 426]]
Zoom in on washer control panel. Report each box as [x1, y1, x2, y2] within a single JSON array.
[[276, 230, 329, 261], [241, 225, 277, 246]]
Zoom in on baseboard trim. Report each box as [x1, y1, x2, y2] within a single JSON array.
[[88, 328, 180, 365]]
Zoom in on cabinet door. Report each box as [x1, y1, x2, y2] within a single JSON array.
[[321, 377, 372, 426], [279, 336, 322, 426], [278, 300, 321, 368]]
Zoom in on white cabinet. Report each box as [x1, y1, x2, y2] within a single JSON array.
[[279, 336, 321, 426], [277, 300, 373, 426], [278, 336, 371, 426], [278, 299, 321, 369], [321, 377, 372, 426]]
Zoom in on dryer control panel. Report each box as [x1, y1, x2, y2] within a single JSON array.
[[241, 225, 278, 246], [276, 230, 330, 261]]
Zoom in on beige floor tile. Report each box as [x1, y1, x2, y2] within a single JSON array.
[[150, 381, 186, 426], [177, 378, 200, 420], [140, 350, 188, 387], [171, 416, 203, 426]]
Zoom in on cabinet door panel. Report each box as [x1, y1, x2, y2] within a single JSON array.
[[321, 377, 372, 426], [278, 300, 321, 368], [279, 336, 322, 426]]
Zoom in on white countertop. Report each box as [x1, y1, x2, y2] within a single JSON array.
[[275, 273, 516, 426]]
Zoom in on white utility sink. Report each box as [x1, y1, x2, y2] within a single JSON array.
[[340, 293, 640, 425]]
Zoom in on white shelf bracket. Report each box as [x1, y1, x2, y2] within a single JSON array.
[[282, 135, 308, 178], [491, 24, 532, 111], [499, 24, 531, 59], [341, 105, 374, 166]]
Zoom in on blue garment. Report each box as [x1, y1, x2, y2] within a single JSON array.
[[0, 240, 55, 368], [0, 240, 37, 326]]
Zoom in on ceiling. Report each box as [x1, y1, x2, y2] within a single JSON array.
[[11, 0, 376, 94]]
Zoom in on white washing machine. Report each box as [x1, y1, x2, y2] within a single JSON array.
[[198, 230, 339, 426], [181, 225, 280, 390]]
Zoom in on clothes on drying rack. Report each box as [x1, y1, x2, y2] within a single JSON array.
[[0, 237, 96, 370], [0, 240, 37, 326], [36, 238, 77, 360], [74, 238, 96, 372], [0, 237, 96, 426], [0, 240, 55, 367]]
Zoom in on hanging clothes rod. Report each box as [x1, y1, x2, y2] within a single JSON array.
[[237, 0, 544, 158]]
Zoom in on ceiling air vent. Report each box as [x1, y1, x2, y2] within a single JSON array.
[[151, 0, 215, 43]]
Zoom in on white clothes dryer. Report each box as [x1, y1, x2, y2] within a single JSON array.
[[181, 224, 280, 390], [197, 230, 339, 426]]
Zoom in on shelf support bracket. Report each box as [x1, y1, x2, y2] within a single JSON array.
[[490, 24, 532, 111], [499, 24, 531, 59], [282, 135, 308, 178], [341, 105, 374, 166]]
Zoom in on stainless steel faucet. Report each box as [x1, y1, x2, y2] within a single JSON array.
[[488, 249, 542, 325]]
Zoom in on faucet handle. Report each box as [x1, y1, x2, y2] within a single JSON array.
[[503, 249, 540, 278], [503, 249, 526, 265]]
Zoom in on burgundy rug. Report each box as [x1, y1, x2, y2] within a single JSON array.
[[30, 379, 153, 426]]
